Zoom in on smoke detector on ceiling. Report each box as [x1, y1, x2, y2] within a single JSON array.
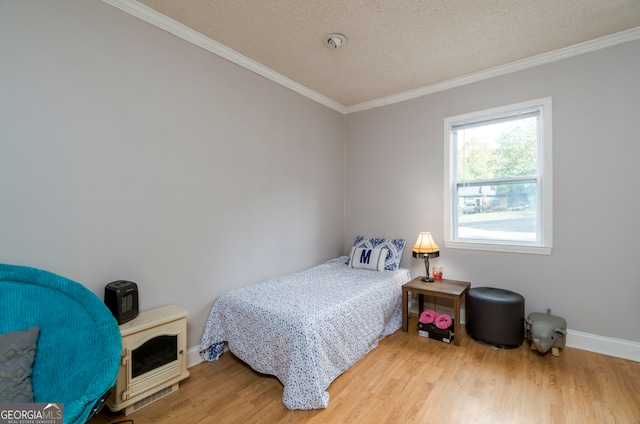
[[324, 33, 347, 49]]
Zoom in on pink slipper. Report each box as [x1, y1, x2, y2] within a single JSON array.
[[434, 314, 452, 329], [419, 309, 438, 325]]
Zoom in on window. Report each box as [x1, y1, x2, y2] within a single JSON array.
[[444, 98, 552, 254]]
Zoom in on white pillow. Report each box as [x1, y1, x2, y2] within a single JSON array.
[[349, 247, 388, 271], [345, 236, 406, 270]]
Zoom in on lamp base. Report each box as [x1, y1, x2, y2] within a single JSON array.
[[421, 277, 434, 283]]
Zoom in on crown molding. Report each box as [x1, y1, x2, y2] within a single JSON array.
[[101, 0, 347, 114], [346, 26, 640, 113], [102, 0, 639, 116]]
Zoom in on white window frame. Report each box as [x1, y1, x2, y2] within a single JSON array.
[[443, 97, 553, 255]]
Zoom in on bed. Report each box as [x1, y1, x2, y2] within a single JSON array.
[[200, 238, 410, 410]]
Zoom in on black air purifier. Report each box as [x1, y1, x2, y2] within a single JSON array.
[[104, 280, 139, 325]]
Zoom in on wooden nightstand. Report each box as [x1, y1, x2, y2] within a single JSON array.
[[402, 277, 471, 346]]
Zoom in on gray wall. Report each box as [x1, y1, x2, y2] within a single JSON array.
[[346, 39, 640, 343], [0, 1, 346, 348], [2, 0, 638, 355]]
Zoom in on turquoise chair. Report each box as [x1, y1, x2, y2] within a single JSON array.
[[0, 264, 121, 424]]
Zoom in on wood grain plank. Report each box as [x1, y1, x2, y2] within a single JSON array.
[[90, 315, 640, 424]]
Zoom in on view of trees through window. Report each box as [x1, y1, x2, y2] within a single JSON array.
[[454, 115, 539, 242], [458, 117, 537, 181]]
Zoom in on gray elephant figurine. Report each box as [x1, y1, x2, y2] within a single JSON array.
[[525, 309, 567, 356]]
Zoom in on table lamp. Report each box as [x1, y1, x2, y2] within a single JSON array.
[[412, 232, 440, 282]]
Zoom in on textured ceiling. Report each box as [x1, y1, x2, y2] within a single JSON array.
[[132, 0, 640, 108]]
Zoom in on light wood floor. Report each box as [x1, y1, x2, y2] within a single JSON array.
[[89, 315, 640, 424]]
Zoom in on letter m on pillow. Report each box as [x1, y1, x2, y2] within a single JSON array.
[[359, 249, 372, 264]]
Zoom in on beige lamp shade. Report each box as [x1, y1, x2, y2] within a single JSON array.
[[412, 232, 439, 254]]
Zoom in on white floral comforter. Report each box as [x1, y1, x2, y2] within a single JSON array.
[[200, 256, 411, 409]]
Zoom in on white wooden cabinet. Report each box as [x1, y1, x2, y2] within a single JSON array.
[[106, 305, 190, 415]]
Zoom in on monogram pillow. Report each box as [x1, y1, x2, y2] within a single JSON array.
[[348, 247, 388, 271], [346, 236, 406, 271]]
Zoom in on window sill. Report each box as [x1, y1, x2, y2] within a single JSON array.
[[444, 240, 552, 255]]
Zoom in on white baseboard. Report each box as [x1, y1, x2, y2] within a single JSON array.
[[185, 315, 639, 369], [186, 346, 204, 369], [565, 330, 640, 362], [186, 343, 230, 369], [410, 297, 639, 362]]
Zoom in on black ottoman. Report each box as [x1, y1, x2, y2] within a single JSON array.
[[466, 287, 525, 348]]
